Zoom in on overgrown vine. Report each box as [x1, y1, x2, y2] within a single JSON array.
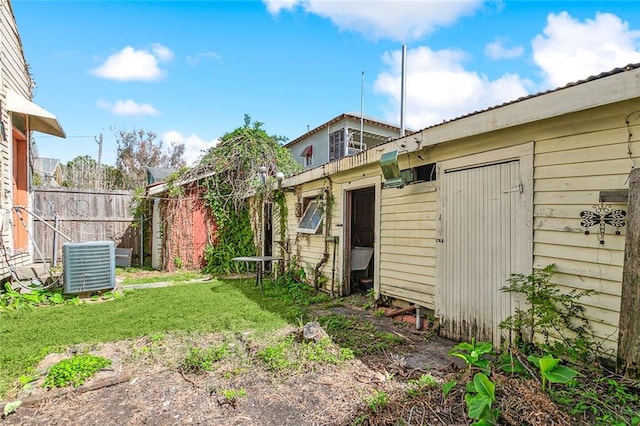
[[312, 180, 334, 290], [180, 115, 302, 274]]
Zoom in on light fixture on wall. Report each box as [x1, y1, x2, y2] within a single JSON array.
[[275, 171, 285, 190], [259, 166, 267, 186]]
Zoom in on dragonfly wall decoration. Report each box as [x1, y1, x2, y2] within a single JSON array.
[[580, 202, 627, 245]]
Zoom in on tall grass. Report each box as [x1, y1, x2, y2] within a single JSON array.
[[0, 278, 295, 397]]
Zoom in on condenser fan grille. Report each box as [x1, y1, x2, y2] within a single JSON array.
[[63, 241, 116, 294]]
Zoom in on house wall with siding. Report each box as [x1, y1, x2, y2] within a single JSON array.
[[287, 117, 401, 169], [530, 101, 637, 351], [0, 1, 33, 276], [279, 95, 640, 352]]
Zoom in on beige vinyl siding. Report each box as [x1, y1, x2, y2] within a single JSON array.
[[380, 182, 436, 308], [282, 180, 337, 288], [532, 111, 638, 351]]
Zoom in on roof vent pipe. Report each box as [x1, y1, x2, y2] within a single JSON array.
[[400, 44, 407, 137]]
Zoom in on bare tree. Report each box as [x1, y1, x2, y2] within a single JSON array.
[[114, 128, 186, 189]]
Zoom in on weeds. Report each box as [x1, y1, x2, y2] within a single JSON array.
[[406, 373, 438, 397], [257, 335, 353, 374], [217, 388, 247, 407], [365, 390, 390, 412], [317, 314, 403, 355], [179, 344, 229, 374], [0, 283, 79, 312], [448, 338, 493, 374], [42, 354, 111, 388], [500, 264, 596, 360]]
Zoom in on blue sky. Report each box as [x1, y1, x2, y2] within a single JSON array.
[[12, 1, 640, 165]]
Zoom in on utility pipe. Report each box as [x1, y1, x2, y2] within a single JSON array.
[[400, 44, 407, 137]]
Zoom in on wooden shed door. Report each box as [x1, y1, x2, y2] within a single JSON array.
[[437, 159, 522, 346]]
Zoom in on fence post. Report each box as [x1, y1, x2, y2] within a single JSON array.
[[618, 168, 640, 378], [52, 213, 59, 267]]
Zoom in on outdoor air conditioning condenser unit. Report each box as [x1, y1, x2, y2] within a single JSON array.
[[63, 241, 116, 294]]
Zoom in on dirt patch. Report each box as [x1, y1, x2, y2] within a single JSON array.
[[1, 296, 570, 426]]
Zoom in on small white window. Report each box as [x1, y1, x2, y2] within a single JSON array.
[[296, 200, 323, 234]]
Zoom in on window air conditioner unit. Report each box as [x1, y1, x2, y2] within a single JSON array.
[[63, 241, 116, 294]]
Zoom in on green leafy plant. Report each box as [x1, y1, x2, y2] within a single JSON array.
[[527, 354, 578, 391], [0, 285, 83, 313], [465, 372, 499, 425], [179, 344, 229, 374], [449, 338, 493, 374], [43, 354, 111, 388], [3, 400, 21, 417], [500, 264, 595, 360], [551, 374, 640, 425], [406, 373, 438, 397], [497, 350, 527, 375], [257, 337, 296, 372], [218, 388, 247, 407], [442, 380, 457, 399], [301, 338, 354, 363], [365, 389, 389, 413]]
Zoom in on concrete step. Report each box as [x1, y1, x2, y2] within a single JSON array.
[[13, 263, 62, 285]]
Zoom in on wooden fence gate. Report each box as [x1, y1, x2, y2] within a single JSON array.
[[31, 187, 142, 265]]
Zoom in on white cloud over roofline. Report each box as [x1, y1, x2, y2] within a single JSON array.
[[374, 46, 531, 130], [163, 130, 219, 166], [532, 12, 640, 88]]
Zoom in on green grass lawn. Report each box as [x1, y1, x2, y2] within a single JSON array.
[[116, 268, 207, 285], [0, 278, 300, 398]]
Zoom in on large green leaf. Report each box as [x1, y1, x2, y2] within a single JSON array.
[[473, 373, 495, 399], [538, 355, 560, 374], [545, 365, 578, 383], [465, 393, 492, 420]]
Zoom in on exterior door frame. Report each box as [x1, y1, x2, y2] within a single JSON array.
[[12, 128, 29, 252], [341, 175, 381, 297]]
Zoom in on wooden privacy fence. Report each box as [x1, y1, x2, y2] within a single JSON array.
[[31, 187, 142, 264]]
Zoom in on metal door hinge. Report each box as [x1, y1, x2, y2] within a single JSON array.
[[503, 182, 523, 193]]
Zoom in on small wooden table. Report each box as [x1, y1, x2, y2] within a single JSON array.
[[232, 256, 283, 294]]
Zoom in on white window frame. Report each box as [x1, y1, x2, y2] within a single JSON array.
[[304, 152, 313, 167], [296, 199, 323, 234]]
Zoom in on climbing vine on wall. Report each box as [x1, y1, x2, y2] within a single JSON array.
[[185, 115, 301, 274]]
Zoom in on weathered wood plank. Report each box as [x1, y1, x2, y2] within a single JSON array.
[[618, 167, 640, 377]]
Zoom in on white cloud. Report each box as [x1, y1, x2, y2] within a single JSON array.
[[532, 12, 640, 88], [264, 0, 298, 14], [263, 0, 483, 41], [97, 99, 159, 116], [374, 46, 531, 129], [151, 43, 175, 62], [186, 51, 222, 67], [163, 130, 219, 165], [91, 44, 174, 81], [484, 37, 524, 59]]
